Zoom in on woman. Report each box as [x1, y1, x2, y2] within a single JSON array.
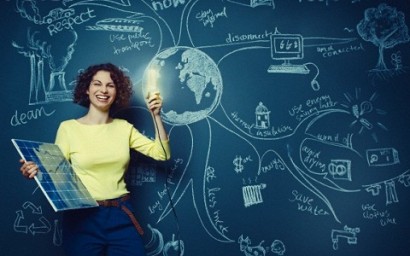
[[20, 63, 170, 256]]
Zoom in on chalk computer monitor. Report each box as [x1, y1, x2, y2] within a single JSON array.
[[270, 34, 304, 61]]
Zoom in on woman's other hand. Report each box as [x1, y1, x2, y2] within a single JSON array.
[[19, 159, 38, 179]]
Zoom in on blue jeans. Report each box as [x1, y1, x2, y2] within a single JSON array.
[[62, 199, 146, 256]]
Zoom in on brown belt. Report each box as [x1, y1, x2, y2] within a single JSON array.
[[97, 194, 144, 235]]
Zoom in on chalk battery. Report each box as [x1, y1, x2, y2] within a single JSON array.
[[366, 148, 399, 167]]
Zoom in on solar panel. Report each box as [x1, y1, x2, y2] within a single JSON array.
[[12, 139, 98, 212]]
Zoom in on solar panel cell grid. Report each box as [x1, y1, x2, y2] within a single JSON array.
[[12, 139, 98, 212]]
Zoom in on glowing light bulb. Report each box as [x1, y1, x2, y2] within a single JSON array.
[[146, 68, 159, 98]]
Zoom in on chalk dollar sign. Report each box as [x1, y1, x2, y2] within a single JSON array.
[[233, 156, 244, 173]]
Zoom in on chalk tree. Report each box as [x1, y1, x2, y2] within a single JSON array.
[[357, 3, 409, 71]]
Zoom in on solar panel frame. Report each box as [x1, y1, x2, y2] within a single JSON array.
[[12, 139, 98, 212]]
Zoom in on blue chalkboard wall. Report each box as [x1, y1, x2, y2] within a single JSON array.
[[1, 0, 410, 255]]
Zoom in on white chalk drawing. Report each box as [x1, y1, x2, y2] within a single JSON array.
[[391, 50, 404, 70], [357, 3, 410, 78], [53, 220, 63, 247], [12, 28, 78, 104], [10, 106, 56, 127], [341, 88, 388, 142], [227, 0, 275, 9], [328, 159, 352, 181], [331, 225, 360, 250], [233, 156, 245, 174], [267, 32, 309, 72], [242, 183, 266, 207], [145, 224, 165, 256], [14, 201, 61, 246], [233, 155, 253, 174], [363, 169, 410, 205], [268, 31, 320, 91], [384, 180, 399, 205], [144, 223, 185, 256], [86, 17, 158, 55], [12, 0, 97, 105], [362, 203, 397, 227], [366, 147, 400, 167], [298, 0, 340, 6], [149, 0, 189, 12], [42, 7, 75, 25], [142, 46, 223, 126], [14, 201, 50, 235], [238, 235, 286, 256], [255, 102, 271, 129], [289, 189, 330, 216], [267, 28, 360, 91], [163, 234, 185, 256], [270, 239, 286, 256], [238, 235, 267, 256], [195, 6, 228, 28], [9, 0, 410, 255]]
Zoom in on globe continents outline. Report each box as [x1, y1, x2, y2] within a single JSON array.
[[143, 46, 223, 126]]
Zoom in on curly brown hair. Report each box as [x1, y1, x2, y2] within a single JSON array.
[[73, 63, 133, 116]]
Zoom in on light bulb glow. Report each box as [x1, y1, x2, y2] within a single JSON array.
[[146, 68, 159, 98]]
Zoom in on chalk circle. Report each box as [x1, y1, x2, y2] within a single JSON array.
[[142, 46, 223, 126]]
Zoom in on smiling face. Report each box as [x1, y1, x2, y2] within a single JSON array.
[[87, 70, 117, 113]]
